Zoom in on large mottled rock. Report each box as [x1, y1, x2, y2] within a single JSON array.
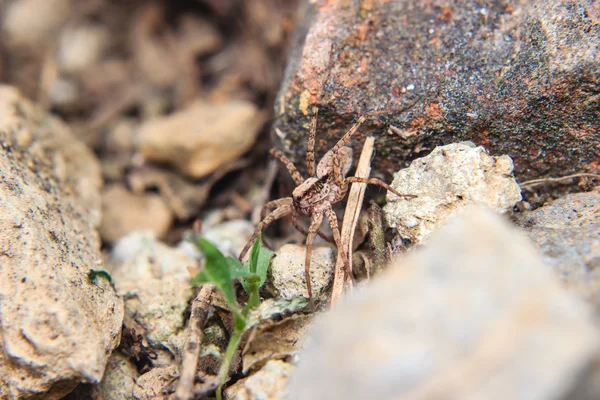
[[0, 86, 124, 399], [274, 0, 599, 181], [384, 142, 522, 243], [225, 360, 295, 400], [137, 99, 265, 178], [514, 190, 600, 317], [288, 208, 600, 400]]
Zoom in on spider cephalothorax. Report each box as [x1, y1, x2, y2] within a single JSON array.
[[239, 107, 414, 305]]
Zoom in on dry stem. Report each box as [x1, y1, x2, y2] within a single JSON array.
[[175, 286, 214, 400], [330, 136, 374, 307]]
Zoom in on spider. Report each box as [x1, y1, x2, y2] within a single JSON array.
[[238, 106, 415, 304]]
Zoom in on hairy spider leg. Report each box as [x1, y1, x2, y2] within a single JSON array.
[[260, 198, 293, 220], [306, 106, 319, 177], [305, 211, 324, 309], [324, 203, 353, 281], [270, 149, 304, 186], [330, 116, 367, 198], [291, 212, 333, 243], [345, 177, 417, 200], [239, 205, 293, 262]]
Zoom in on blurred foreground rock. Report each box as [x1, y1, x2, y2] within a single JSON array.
[[0, 86, 123, 399], [274, 0, 599, 181], [515, 190, 600, 318], [289, 208, 600, 400], [137, 99, 265, 178], [384, 142, 522, 243]]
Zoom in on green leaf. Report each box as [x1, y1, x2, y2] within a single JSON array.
[[240, 236, 274, 295], [191, 237, 244, 322], [249, 235, 261, 274]]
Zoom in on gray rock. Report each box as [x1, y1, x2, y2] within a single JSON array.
[[0, 86, 124, 399], [111, 231, 195, 358], [384, 142, 521, 243], [270, 244, 335, 300], [514, 190, 600, 317], [288, 208, 600, 400], [274, 0, 599, 183]]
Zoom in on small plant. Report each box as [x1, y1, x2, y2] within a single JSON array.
[[188, 233, 273, 400]]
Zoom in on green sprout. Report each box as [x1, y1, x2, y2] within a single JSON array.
[[187, 233, 273, 400]]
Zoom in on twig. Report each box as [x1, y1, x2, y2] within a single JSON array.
[[519, 173, 600, 189], [331, 137, 375, 307], [175, 286, 214, 400], [252, 158, 279, 225]]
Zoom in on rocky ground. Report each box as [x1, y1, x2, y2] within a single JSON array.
[[0, 0, 599, 399]]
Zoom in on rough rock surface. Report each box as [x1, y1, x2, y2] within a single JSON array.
[[288, 208, 600, 400], [274, 0, 599, 182], [137, 99, 265, 178], [514, 190, 600, 317], [99, 184, 173, 243], [225, 360, 295, 400], [110, 231, 194, 358], [270, 244, 335, 300], [384, 142, 521, 243], [0, 86, 124, 398]]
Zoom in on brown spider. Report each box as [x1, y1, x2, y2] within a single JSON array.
[[239, 106, 415, 304]]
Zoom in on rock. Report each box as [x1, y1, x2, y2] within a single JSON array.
[[0, 86, 123, 398], [514, 190, 600, 317], [270, 244, 335, 300], [132, 365, 179, 399], [242, 314, 312, 374], [58, 24, 109, 74], [2, 0, 72, 47], [110, 231, 194, 358], [99, 184, 173, 243], [89, 351, 139, 400], [225, 360, 295, 400], [137, 99, 265, 178], [274, 0, 600, 182], [203, 219, 256, 258], [383, 142, 521, 243], [288, 208, 600, 400]]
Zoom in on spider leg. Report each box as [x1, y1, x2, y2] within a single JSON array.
[[239, 204, 293, 262], [291, 212, 333, 243], [345, 177, 417, 200], [324, 203, 354, 282], [260, 197, 293, 220], [305, 210, 324, 309], [270, 149, 304, 186], [332, 151, 350, 202], [330, 115, 366, 155], [306, 106, 318, 177]]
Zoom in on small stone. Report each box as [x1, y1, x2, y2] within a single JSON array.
[[90, 351, 139, 400], [203, 219, 255, 258], [383, 142, 522, 243], [270, 244, 335, 300], [514, 190, 600, 317], [225, 360, 295, 400], [99, 184, 173, 243], [0, 86, 123, 399], [110, 231, 195, 357], [137, 100, 265, 178], [58, 24, 109, 73], [132, 365, 179, 399], [288, 208, 600, 400], [2, 0, 72, 47]]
